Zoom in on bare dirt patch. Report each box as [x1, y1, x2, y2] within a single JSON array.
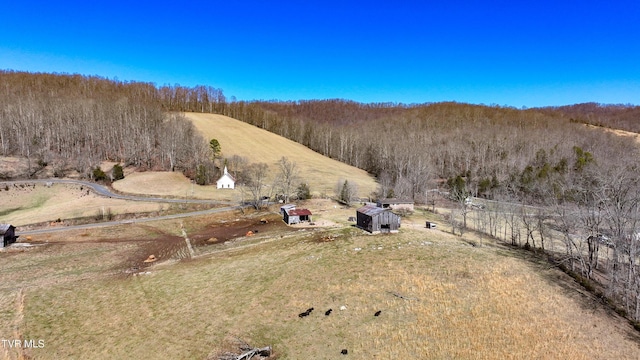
[[21, 212, 297, 275], [189, 213, 289, 246]]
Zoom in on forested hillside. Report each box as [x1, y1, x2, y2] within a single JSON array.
[[0, 71, 220, 179], [219, 100, 639, 205], [2, 70, 639, 206], [548, 103, 640, 132]]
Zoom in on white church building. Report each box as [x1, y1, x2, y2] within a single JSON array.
[[216, 166, 235, 189]]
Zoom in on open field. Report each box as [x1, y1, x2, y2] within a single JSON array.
[[112, 171, 239, 202], [0, 182, 162, 227], [111, 171, 256, 203], [184, 112, 378, 198], [1, 200, 639, 359]]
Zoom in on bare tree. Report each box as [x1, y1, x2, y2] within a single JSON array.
[[276, 156, 298, 203], [244, 163, 269, 209]]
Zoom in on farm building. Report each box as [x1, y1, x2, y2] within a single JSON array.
[[356, 205, 401, 234], [376, 198, 414, 212], [280, 204, 296, 216], [0, 224, 18, 248], [216, 166, 235, 189], [283, 208, 312, 225], [281, 205, 312, 225]]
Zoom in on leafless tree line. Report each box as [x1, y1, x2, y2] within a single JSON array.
[[218, 100, 639, 204], [544, 102, 640, 133], [453, 161, 640, 323], [0, 71, 211, 179]]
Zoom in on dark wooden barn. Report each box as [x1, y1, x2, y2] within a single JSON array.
[[356, 205, 401, 234], [0, 224, 18, 248]]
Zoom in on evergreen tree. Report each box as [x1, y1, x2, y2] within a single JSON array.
[[209, 139, 221, 161], [112, 163, 124, 180], [93, 167, 107, 182], [196, 164, 207, 185], [296, 183, 311, 200]]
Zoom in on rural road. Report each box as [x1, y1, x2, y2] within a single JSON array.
[[0, 179, 233, 204], [1, 179, 243, 236]]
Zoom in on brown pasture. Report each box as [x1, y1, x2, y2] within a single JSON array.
[[1, 202, 639, 359]]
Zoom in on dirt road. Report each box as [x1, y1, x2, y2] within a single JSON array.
[[0, 179, 243, 236]]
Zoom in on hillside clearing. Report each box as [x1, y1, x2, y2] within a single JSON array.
[[184, 112, 378, 198]]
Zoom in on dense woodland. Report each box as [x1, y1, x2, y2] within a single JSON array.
[[0, 71, 223, 179], [3, 70, 640, 324]]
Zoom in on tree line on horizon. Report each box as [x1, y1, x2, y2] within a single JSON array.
[[3, 70, 640, 323]]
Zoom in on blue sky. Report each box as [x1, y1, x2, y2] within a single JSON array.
[[1, 1, 639, 107]]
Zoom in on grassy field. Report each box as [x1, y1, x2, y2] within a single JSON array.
[[111, 171, 239, 201], [2, 202, 639, 359], [0, 182, 162, 227], [184, 112, 378, 198]]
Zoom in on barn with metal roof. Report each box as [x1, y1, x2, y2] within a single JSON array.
[[282, 206, 312, 225], [356, 205, 401, 233]]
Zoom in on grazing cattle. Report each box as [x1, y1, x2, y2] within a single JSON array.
[[299, 307, 314, 318], [374, 310, 381, 317], [341, 349, 348, 355], [325, 309, 332, 316]]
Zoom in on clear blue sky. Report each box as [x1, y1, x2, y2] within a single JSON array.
[[1, 1, 639, 107]]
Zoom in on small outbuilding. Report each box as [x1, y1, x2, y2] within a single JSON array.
[[216, 166, 235, 189], [356, 205, 401, 234], [376, 198, 415, 212], [0, 224, 18, 248], [283, 208, 312, 225], [281, 204, 313, 225]]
